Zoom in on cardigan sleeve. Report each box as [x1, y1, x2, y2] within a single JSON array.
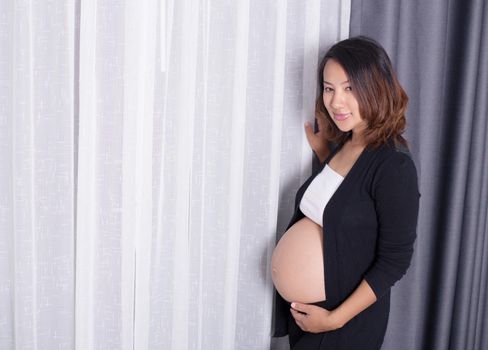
[[364, 150, 420, 299]]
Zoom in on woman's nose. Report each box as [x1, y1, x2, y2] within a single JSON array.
[[330, 92, 344, 109]]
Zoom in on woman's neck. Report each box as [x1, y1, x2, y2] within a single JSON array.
[[349, 131, 366, 148]]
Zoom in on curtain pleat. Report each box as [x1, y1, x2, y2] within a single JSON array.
[[76, 0, 98, 348]]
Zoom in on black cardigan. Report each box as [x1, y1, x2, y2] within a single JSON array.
[[273, 141, 420, 350]]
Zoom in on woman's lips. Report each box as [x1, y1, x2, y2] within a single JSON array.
[[334, 113, 350, 121]]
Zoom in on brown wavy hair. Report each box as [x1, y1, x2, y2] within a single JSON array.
[[316, 36, 409, 148]]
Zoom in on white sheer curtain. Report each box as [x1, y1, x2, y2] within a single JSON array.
[[0, 1, 350, 349], [0, 0, 76, 349]]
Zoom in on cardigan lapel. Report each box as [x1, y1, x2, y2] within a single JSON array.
[[321, 146, 374, 308]]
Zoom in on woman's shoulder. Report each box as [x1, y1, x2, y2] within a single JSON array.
[[370, 138, 414, 164], [369, 140, 419, 190]]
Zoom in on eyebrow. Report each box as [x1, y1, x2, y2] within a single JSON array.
[[323, 80, 350, 85]]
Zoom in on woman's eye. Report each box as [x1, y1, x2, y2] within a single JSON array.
[[345, 86, 352, 91], [324, 87, 333, 93]]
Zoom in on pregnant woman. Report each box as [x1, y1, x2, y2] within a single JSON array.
[[271, 36, 420, 349]]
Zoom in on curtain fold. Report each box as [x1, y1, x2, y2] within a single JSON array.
[[350, 1, 488, 349]]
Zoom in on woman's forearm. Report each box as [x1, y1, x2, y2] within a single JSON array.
[[330, 279, 377, 328], [315, 149, 329, 164]]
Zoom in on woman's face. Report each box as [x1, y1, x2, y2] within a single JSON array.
[[322, 59, 366, 135]]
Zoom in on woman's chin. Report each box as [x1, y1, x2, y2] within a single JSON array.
[[335, 124, 352, 133]]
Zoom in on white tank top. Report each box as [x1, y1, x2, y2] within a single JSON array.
[[299, 164, 344, 226]]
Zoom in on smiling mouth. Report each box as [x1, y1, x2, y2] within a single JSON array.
[[334, 113, 350, 121]]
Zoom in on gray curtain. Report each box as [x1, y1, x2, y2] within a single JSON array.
[[350, 0, 488, 349]]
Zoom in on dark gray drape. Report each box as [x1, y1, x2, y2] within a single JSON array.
[[350, 0, 488, 349]]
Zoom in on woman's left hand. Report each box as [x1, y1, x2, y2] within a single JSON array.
[[290, 302, 343, 333]]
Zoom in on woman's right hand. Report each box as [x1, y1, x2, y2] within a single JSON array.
[[304, 114, 329, 163]]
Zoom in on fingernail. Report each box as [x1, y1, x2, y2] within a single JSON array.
[[291, 303, 296, 308]]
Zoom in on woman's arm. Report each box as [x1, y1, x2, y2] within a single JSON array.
[[304, 115, 330, 163], [363, 151, 420, 298], [329, 279, 377, 327]]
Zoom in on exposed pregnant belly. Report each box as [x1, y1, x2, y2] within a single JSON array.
[[271, 217, 326, 303]]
